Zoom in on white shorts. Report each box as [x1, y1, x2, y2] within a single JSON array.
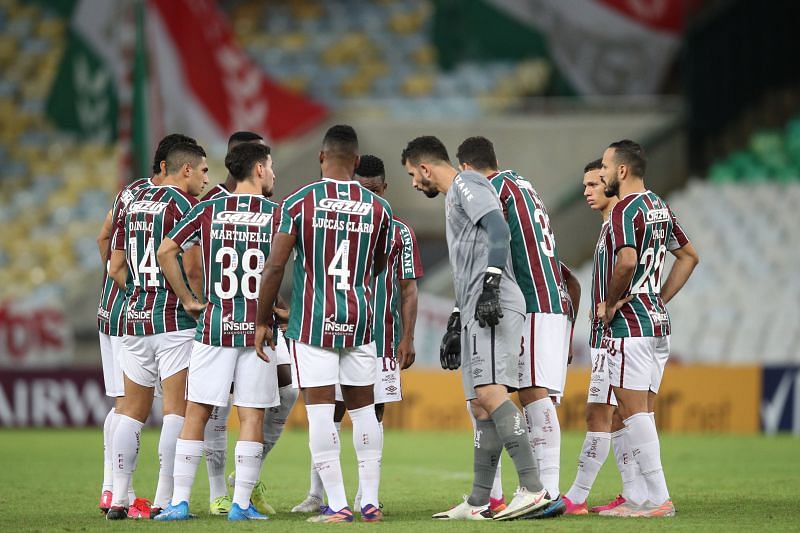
[[121, 330, 194, 388], [605, 335, 670, 393], [334, 357, 402, 404], [518, 313, 571, 395], [98, 332, 125, 397], [588, 347, 617, 406], [275, 329, 291, 366], [187, 341, 279, 409], [289, 340, 377, 389]]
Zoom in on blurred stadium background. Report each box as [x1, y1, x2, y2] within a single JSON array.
[[1, 0, 799, 436]]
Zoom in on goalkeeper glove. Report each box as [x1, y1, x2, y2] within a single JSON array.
[[439, 307, 461, 370], [474, 268, 503, 328]]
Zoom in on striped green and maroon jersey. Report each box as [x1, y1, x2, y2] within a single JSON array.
[[168, 194, 277, 347], [590, 221, 613, 349], [201, 183, 230, 201], [277, 178, 393, 348], [112, 185, 198, 335], [608, 190, 690, 338], [372, 217, 423, 358], [97, 177, 152, 336], [489, 170, 571, 315]]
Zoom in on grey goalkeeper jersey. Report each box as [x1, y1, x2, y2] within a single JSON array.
[[445, 170, 526, 319]]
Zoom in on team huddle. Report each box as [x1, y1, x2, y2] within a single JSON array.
[[95, 125, 698, 523]]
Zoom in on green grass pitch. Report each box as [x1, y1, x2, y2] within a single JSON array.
[[1, 428, 798, 531]]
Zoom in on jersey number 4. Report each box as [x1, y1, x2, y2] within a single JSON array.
[[327, 240, 351, 290]]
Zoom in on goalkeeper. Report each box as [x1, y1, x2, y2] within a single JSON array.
[[401, 136, 552, 521]]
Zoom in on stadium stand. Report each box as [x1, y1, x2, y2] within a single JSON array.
[[225, 0, 551, 117], [0, 0, 117, 303]]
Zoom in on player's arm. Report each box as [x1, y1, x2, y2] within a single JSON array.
[[474, 209, 510, 327], [560, 263, 581, 321], [157, 238, 205, 318], [602, 247, 637, 325], [560, 263, 580, 364], [182, 246, 205, 304], [97, 210, 113, 263], [255, 231, 296, 360], [397, 278, 419, 370], [108, 249, 128, 290], [661, 242, 699, 304]]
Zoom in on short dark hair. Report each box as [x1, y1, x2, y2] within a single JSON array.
[[165, 142, 207, 175], [228, 131, 263, 149], [322, 124, 358, 158], [584, 158, 603, 173], [225, 143, 271, 182], [355, 154, 385, 180], [401, 136, 450, 166], [608, 140, 646, 177], [153, 134, 196, 175], [456, 136, 498, 171]]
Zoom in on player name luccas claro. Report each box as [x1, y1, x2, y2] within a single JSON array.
[[315, 198, 373, 216], [311, 217, 374, 233]]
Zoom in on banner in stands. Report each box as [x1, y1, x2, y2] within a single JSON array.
[[434, 0, 701, 96], [0, 301, 73, 368], [761, 366, 800, 435], [46, 0, 327, 176]]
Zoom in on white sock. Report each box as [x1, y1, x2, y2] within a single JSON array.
[[233, 440, 263, 509], [204, 402, 231, 502], [307, 404, 347, 511], [350, 404, 382, 509], [612, 427, 640, 502], [111, 415, 144, 507], [524, 398, 561, 498], [110, 412, 132, 500], [262, 385, 298, 459], [153, 414, 184, 509], [565, 432, 610, 504], [102, 408, 115, 491], [172, 439, 203, 504], [490, 456, 503, 500], [625, 413, 670, 505]]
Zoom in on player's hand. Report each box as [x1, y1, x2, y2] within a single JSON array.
[[397, 337, 416, 370], [274, 306, 289, 330], [439, 309, 461, 370], [599, 296, 633, 326], [182, 298, 205, 320], [254, 323, 274, 362], [474, 270, 503, 328]]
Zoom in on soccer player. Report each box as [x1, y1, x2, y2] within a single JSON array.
[[402, 136, 551, 521], [455, 137, 577, 509], [198, 131, 296, 517], [293, 154, 423, 513], [255, 125, 392, 523], [105, 142, 208, 520], [597, 140, 699, 517], [155, 142, 280, 521], [95, 133, 197, 516], [562, 159, 631, 514], [202, 131, 266, 201]]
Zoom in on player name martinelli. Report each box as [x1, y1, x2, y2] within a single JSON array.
[[311, 217, 374, 233], [210, 228, 270, 243]]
